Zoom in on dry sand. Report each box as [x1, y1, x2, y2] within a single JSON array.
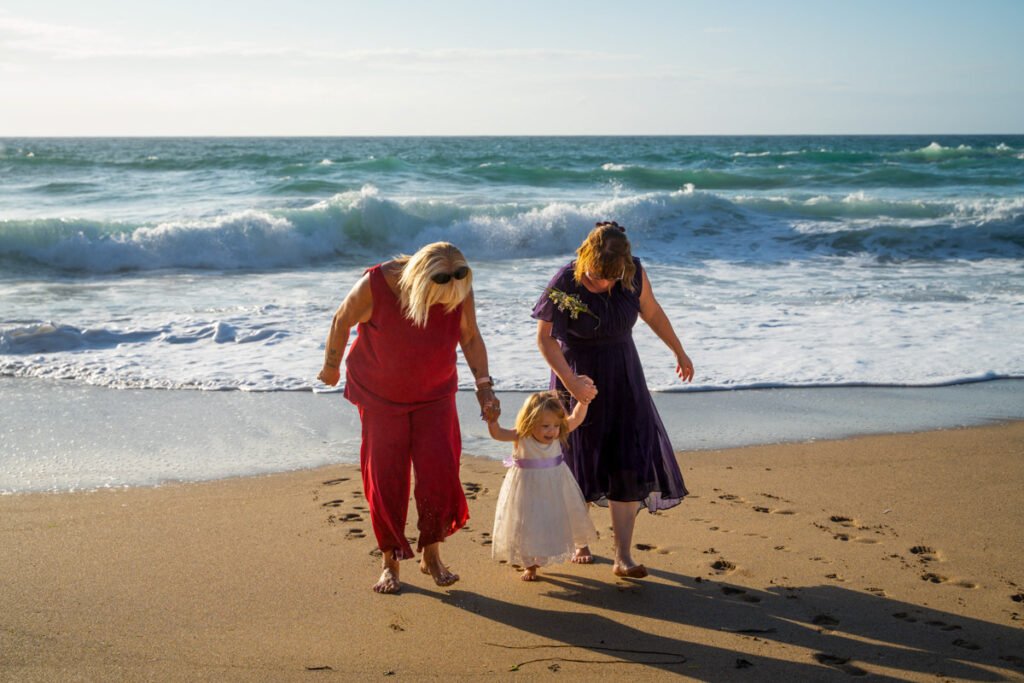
[[2, 422, 1023, 681]]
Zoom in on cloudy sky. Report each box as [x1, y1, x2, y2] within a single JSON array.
[[1, 0, 1021, 135]]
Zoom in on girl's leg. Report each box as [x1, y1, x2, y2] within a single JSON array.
[[609, 499, 647, 577], [359, 407, 416, 586], [409, 397, 468, 586], [572, 546, 593, 563]]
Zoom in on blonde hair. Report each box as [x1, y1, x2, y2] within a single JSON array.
[[573, 221, 636, 292], [513, 390, 570, 443], [395, 242, 473, 327]]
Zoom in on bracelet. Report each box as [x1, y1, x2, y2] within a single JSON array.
[[474, 375, 494, 388]]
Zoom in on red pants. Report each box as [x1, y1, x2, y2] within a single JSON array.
[[358, 397, 469, 561]]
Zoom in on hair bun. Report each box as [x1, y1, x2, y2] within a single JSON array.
[[596, 220, 626, 233]]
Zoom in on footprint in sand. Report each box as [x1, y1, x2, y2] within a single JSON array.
[[1012, 593, 1024, 603], [825, 573, 846, 583], [345, 528, 367, 540], [921, 572, 948, 584], [812, 653, 867, 677], [865, 586, 886, 596], [952, 638, 981, 651], [338, 512, 362, 522], [812, 614, 840, 627], [462, 482, 484, 500], [910, 545, 940, 562], [711, 559, 736, 573], [635, 543, 656, 552], [925, 619, 963, 632], [720, 586, 761, 602], [321, 499, 345, 508], [322, 478, 350, 486], [718, 493, 745, 502], [832, 532, 879, 544]]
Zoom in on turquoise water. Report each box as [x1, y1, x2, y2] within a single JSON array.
[[1, 136, 1022, 392]]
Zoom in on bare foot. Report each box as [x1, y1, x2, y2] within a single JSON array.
[[373, 551, 401, 594], [521, 565, 539, 581], [419, 543, 460, 587], [571, 546, 594, 564], [612, 562, 648, 579]]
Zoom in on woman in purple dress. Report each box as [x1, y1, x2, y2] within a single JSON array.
[[532, 221, 694, 578]]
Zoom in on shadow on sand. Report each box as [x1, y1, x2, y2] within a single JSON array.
[[442, 563, 1024, 680]]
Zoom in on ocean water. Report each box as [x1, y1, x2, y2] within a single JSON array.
[[1, 136, 1023, 394]]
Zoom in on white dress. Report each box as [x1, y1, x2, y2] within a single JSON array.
[[491, 436, 598, 567]]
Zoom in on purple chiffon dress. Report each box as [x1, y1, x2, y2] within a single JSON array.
[[532, 257, 688, 511]]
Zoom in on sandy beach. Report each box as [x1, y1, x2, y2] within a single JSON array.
[[2, 421, 1022, 681]]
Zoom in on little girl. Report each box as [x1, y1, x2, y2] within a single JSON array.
[[488, 390, 598, 581]]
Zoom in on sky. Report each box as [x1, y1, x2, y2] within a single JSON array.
[[1, 0, 1022, 136]]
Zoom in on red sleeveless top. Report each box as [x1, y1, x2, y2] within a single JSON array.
[[344, 264, 463, 412]]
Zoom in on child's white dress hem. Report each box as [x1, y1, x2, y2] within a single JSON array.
[[491, 436, 598, 568]]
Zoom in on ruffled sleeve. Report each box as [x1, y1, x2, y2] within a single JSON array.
[[531, 262, 574, 339]]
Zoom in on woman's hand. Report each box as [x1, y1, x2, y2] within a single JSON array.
[[568, 374, 598, 404], [476, 386, 501, 422], [676, 352, 694, 383], [318, 365, 341, 386]]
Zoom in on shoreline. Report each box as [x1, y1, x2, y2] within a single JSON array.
[[2, 422, 1022, 680], [3, 376, 1024, 494]]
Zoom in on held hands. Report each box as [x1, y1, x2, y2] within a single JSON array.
[[676, 352, 695, 383], [477, 386, 501, 422], [569, 374, 597, 404], [318, 365, 341, 386]]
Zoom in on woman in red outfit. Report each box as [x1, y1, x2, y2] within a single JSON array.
[[318, 242, 499, 594]]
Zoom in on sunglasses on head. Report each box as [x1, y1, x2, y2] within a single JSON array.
[[430, 265, 470, 285]]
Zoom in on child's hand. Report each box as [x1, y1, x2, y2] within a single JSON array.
[[569, 374, 597, 404]]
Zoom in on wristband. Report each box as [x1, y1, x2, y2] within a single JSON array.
[[475, 375, 494, 388]]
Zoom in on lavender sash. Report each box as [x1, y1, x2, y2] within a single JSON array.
[[503, 454, 564, 469]]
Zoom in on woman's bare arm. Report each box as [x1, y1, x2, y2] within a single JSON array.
[[317, 273, 373, 386], [637, 269, 694, 382], [536, 320, 598, 403], [460, 290, 501, 421]]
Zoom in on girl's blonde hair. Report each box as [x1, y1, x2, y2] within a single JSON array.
[[513, 390, 570, 443], [573, 221, 636, 292], [395, 242, 473, 327]]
